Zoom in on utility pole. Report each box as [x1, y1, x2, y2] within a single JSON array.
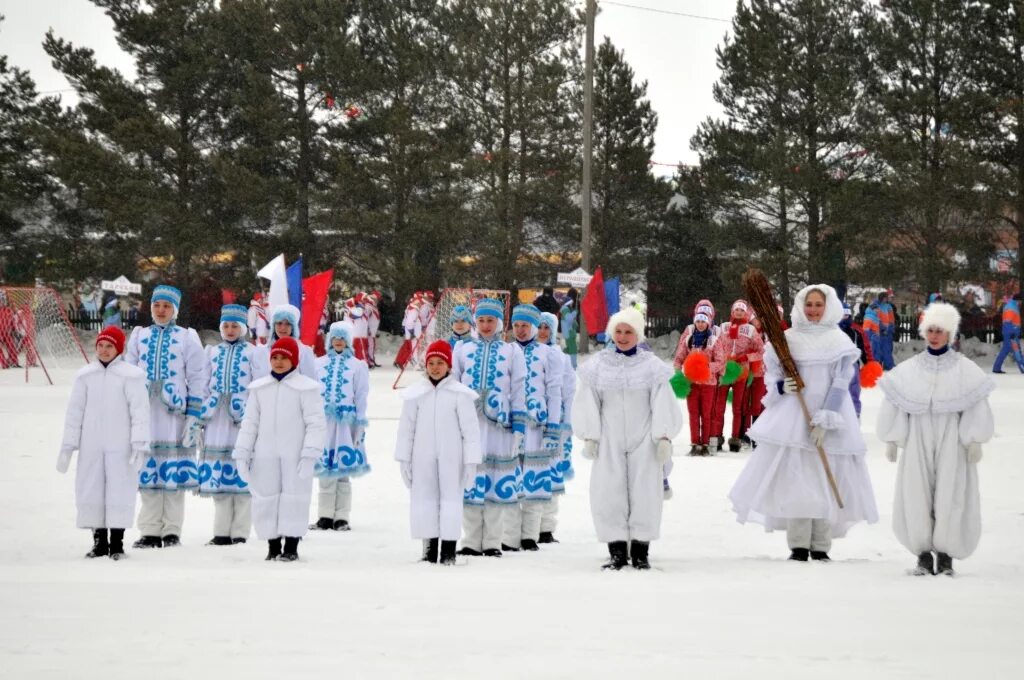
[[580, 0, 595, 354]]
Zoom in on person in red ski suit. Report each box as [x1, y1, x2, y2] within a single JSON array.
[[714, 300, 765, 453], [673, 303, 725, 456]]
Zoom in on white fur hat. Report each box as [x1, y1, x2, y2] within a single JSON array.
[[606, 307, 646, 343], [918, 301, 960, 339]]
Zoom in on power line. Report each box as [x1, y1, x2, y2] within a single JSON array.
[[600, 0, 732, 23]]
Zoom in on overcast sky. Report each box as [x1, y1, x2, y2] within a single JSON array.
[[0, 0, 735, 175]]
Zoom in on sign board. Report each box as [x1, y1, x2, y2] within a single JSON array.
[[101, 275, 142, 296], [557, 267, 592, 288]]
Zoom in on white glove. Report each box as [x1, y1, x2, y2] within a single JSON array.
[[966, 442, 983, 464], [583, 440, 598, 460], [181, 416, 201, 448], [885, 442, 898, 463], [783, 377, 799, 394], [297, 457, 316, 480], [461, 464, 477, 490], [809, 425, 826, 449], [656, 438, 673, 464], [56, 448, 73, 474], [234, 457, 252, 484], [129, 448, 147, 472], [400, 461, 413, 489], [512, 431, 525, 456]]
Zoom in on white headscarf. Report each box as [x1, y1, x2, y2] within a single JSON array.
[[790, 284, 845, 333], [785, 284, 857, 364]]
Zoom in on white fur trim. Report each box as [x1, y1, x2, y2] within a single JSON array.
[[606, 307, 646, 343], [918, 302, 961, 339]]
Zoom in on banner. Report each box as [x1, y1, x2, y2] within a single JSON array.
[[287, 257, 304, 310], [300, 269, 334, 346], [257, 254, 289, 312], [597, 276, 620, 343], [581, 266, 608, 338]]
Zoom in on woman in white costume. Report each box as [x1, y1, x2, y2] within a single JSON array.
[[538, 311, 575, 544], [573, 308, 683, 570], [877, 302, 995, 576], [250, 304, 317, 380], [729, 284, 878, 561]]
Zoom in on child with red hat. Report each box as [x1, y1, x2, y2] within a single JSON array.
[[58, 326, 150, 560], [395, 340, 481, 564], [232, 336, 326, 561]]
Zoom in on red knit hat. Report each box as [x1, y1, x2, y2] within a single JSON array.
[[270, 336, 300, 365], [425, 340, 452, 367], [96, 326, 126, 355]]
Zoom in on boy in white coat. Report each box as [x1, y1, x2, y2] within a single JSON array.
[[196, 304, 255, 545], [395, 340, 482, 564], [124, 284, 208, 548], [59, 326, 150, 560], [232, 337, 326, 561]]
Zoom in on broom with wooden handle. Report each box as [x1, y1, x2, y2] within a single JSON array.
[[742, 269, 844, 509]]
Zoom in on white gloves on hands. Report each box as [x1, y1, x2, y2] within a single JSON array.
[[885, 442, 898, 463], [297, 457, 316, 480], [130, 448, 147, 472], [56, 448, 73, 474], [462, 465, 478, 490], [656, 439, 673, 464], [809, 425, 826, 449], [583, 440, 598, 460], [782, 377, 800, 394], [966, 442, 983, 464], [400, 462, 413, 489], [181, 416, 202, 448]]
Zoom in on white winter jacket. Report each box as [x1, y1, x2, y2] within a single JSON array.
[[232, 371, 326, 463], [61, 358, 150, 456], [394, 376, 483, 466]]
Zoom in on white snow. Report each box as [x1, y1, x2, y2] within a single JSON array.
[[1, 345, 1023, 679]]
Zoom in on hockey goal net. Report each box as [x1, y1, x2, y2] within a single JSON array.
[[0, 286, 89, 384], [393, 287, 512, 389]]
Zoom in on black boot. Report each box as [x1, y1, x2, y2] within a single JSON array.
[[457, 546, 483, 556], [333, 519, 350, 531], [439, 540, 457, 565], [602, 541, 629, 570], [132, 535, 162, 549], [728, 437, 742, 452], [788, 548, 810, 562], [501, 543, 521, 552], [162, 534, 180, 547], [936, 552, 954, 576], [482, 548, 503, 557], [207, 536, 232, 546], [421, 538, 439, 563], [310, 517, 333, 531], [279, 536, 300, 562], [688, 444, 700, 456], [231, 537, 247, 544], [108, 529, 125, 560], [810, 551, 831, 562], [631, 540, 651, 570], [538, 531, 559, 544], [86, 529, 109, 558], [521, 539, 539, 551], [912, 552, 935, 576], [265, 537, 282, 561], [700, 445, 711, 456]]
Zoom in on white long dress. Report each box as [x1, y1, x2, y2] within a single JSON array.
[[877, 348, 995, 558]]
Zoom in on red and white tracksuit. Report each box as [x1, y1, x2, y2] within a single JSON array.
[[673, 326, 725, 446], [714, 321, 764, 441]]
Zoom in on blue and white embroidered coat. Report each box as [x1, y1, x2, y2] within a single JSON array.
[[512, 340, 563, 502], [125, 323, 209, 491], [314, 351, 371, 478], [451, 336, 526, 505], [196, 340, 254, 496]]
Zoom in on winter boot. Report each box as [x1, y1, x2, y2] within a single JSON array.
[[728, 437, 742, 453], [132, 535, 162, 549], [602, 541, 629, 571], [482, 548, 503, 557], [688, 444, 700, 456], [716, 438, 724, 452], [108, 529, 125, 560], [161, 534, 180, 547], [663, 478, 673, 500], [810, 551, 831, 562], [631, 540, 651, 570], [279, 537, 300, 562], [311, 517, 333, 531], [936, 552, 955, 576], [439, 540, 457, 566], [86, 529, 109, 558], [740, 434, 752, 447], [457, 546, 483, 556], [788, 548, 810, 562], [501, 543, 521, 552], [265, 537, 282, 561], [700, 445, 711, 456], [333, 519, 350, 531], [231, 537, 247, 544], [538, 532, 559, 544], [421, 538, 439, 563], [207, 536, 232, 546], [521, 539, 540, 551], [912, 552, 935, 576]]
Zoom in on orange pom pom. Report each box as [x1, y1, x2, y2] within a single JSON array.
[[738, 365, 750, 383], [860, 361, 884, 388], [682, 352, 711, 383]]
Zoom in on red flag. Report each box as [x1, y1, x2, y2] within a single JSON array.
[[581, 266, 608, 336], [221, 289, 237, 305], [300, 269, 334, 346]]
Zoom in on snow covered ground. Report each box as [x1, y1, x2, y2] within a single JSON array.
[[1, 345, 1023, 679]]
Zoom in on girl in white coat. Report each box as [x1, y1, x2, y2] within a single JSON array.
[[729, 284, 878, 561], [538, 312, 575, 544], [395, 340, 482, 564], [573, 308, 684, 570], [196, 305, 255, 545], [232, 337, 326, 561], [59, 326, 150, 560], [878, 302, 995, 576], [250, 304, 317, 381], [311, 321, 370, 532]]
